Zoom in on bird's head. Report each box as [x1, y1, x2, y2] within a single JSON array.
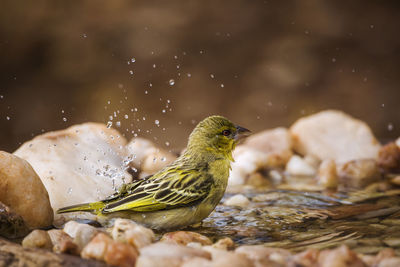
[[186, 115, 250, 159]]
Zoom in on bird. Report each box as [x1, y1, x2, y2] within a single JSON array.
[[57, 115, 250, 230]]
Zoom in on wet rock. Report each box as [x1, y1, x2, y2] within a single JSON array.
[[378, 142, 400, 172], [22, 230, 53, 250], [136, 242, 210, 267], [0, 237, 108, 267], [63, 221, 100, 252], [202, 246, 254, 267], [126, 137, 176, 176], [0, 201, 29, 239], [229, 127, 292, 186], [48, 229, 79, 255], [317, 245, 367, 267], [0, 151, 53, 229], [235, 245, 292, 266], [81, 232, 138, 267], [13, 123, 131, 223], [290, 110, 381, 163], [224, 194, 250, 208], [110, 218, 155, 249], [338, 159, 381, 189], [318, 159, 338, 189], [212, 237, 235, 250], [285, 155, 317, 176], [161, 231, 212, 246]]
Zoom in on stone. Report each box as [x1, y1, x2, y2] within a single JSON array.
[[126, 137, 176, 176], [223, 194, 250, 208], [161, 231, 212, 246], [390, 176, 400, 186], [317, 159, 338, 189], [0, 237, 108, 267], [110, 218, 155, 249], [22, 230, 53, 250], [377, 258, 400, 267], [285, 155, 317, 176], [47, 229, 79, 255], [235, 245, 292, 266], [290, 110, 381, 163], [338, 159, 381, 189], [0, 151, 53, 229], [291, 248, 320, 267], [181, 257, 212, 267], [81, 232, 138, 267], [317, 245, 367, 267], [13, 123, 132, 224], [378, 142, 400, 172], [383, 237, 400, 247], [0, 201, 29, 239], [202, 246, 254, 267], [63, 221, 100, 252], [136, 242, 211, 267], [212, 237, 235, 250]]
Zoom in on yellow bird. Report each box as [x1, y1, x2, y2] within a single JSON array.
[[58, 115, 250, 230]]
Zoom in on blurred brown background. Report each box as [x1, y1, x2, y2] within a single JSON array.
[[0, 0, 399, 152]]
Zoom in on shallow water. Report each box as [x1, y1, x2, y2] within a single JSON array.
[[193, 185, 400, 255]]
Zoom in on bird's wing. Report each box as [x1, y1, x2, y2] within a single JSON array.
[[102, 167, 213, 213]]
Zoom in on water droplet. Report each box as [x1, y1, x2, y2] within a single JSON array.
[[388, 123, 394, 131], [145, 90, 148, 94], [155, 120, 160, 126], [0, 95, 3, 99], [115, 121, 121, 127], [131, 57, 136, 63], [167, 99, 171, 103], [62, 117, 67, 122], [152, 64, 156, 68], [107, 121, 113, 128], [6, 116, 10, 120], [370, 24, 374, 29], [187, 73, 191, 77], [149, 83, 152, 87], [162, 109, 166, 113], [165, 141, 170, 146], [169, 79, 175, 86], [142, 117, 146, 121], [82, 33, 87, 38], [220, 84, 224, 88], [129, 70, 134, 75], [176, 65, 180, 69], [210, 74, 215, 79], [68, 188, 73, 194], [174, 55, 178, 59], [332, 58, 336, 63], [61, 110, 65, 114], [124, 114, 129, 119]]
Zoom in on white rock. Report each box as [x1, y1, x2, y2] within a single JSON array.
[[229, 128, 293, 186], [0, 151, 53, 229], [396, 137, 400, 149], [111, 218, 155, 249], [63, 221, 100, 251], [202, 246, 254, 267], [14, 123, 132, 223], [126, 137, 176, 176], [290, 110, 381, 163], [224, 194, 250, 208], [338, 159, 381, 189], [285, 155, 317, 176], [317, 159, 338, 189]]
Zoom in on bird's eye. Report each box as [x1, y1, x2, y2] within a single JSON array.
[[222, 130, 231, 136]]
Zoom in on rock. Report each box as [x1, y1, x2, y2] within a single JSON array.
[[285, 155, 317, 176], [383, 237, 400, 247], [290, 110, 381, 163], [235, 245, 292, 266], [291, 248, 320, 267], [202, 247, 254, 267], [0, 151, 53, 229], [0, 237, 108, 267], [390, 176, 400, 186], [13, 123, 132, 223], [317, 159, 338, 189], [22, 230, 53, 250], [212, 237, 235, 250], [63, 221, 100, 252], [181, 257, 212, 267], [223, 194, 250, 208], [137, 242, 211, 267], [377, 257, 400, 267], [81, 232, 138, 267], [397, 137, 400, 149], [110, 218, 155, 249], [317, 245, 367, 267], [243, 127, 293, 166], [229, 127, 293, 186], [338, 159, 381, 189], [126, 137, 176, 176], [161, 231, 212, 246], [47, 229, 79, 255], [0, 201, 29, 239], [378, 142, 400, 172]]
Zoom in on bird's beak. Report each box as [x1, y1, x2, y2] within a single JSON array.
[[234, 125, 251, 141]]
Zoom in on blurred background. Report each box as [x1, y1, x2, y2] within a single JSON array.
[[0, 0, 399, 152]]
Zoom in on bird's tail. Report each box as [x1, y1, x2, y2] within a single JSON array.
[[57, 201, 105, 214]]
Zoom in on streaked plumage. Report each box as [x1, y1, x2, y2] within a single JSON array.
[[58, 115, 250, 230]]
